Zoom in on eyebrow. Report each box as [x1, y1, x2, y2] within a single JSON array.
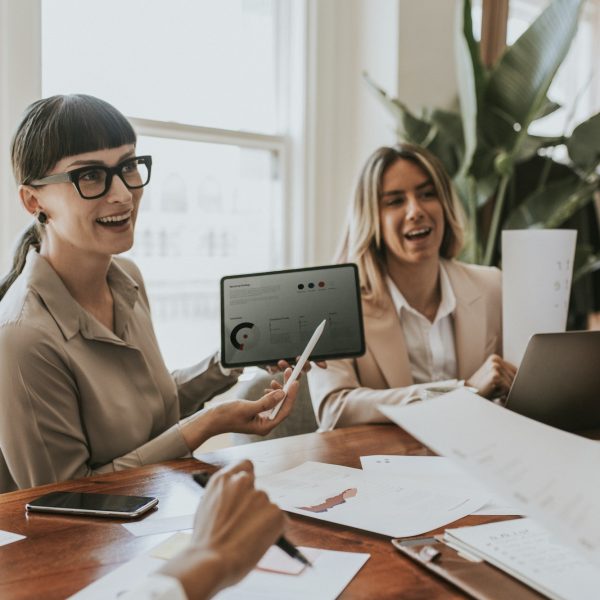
[[66, 150, 135, 168], [382, 178, 434, 196]]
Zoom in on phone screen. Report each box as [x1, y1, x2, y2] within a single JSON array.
[[26, 491, 157, 516]]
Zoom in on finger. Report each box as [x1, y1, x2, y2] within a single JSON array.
[[278, 360, 291, 371], [270, 380, 283, 390], [216, 460, 255, 480], [269, 381, 298, 423], [315, 360, 328, 369], [282, 367, 293, 385], [254, 389, 286, 413]]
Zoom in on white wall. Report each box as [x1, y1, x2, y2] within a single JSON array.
[[307, 0, 459, 264], [0, 0, 41, 274]]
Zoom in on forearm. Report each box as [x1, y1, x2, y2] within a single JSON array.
[[320, 387, 419, 430], [172, 352, 241, 418]]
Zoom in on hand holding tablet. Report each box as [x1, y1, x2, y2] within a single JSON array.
[[269, 319, 326, 420]]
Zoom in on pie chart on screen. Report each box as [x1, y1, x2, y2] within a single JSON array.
[[230, 322, 260, 351]]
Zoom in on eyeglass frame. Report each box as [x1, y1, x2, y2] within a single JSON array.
[[28, 155, 153, 200]]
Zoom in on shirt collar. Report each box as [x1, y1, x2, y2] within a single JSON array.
[[23, 249, 140, 342], [386, 262, 456, 323]]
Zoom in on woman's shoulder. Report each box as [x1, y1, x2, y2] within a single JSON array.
[[443, 258, 501, 285], [0, 302, 65, 361]]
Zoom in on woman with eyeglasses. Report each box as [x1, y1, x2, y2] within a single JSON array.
[[308, 144, 517, 430], [0, 94, 299, 493]]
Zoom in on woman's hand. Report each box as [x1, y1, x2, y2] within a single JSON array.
[[160, 461, 284, 599], [207, 368, 300, 441], [466, 354, 517, 399], [263, 358, 327, 375]]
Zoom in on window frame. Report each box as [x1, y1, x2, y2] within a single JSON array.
[[0, 0, 312, 274]]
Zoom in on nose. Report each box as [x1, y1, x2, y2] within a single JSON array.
[[405, 194, 424, 221], [106, 173, 133, 203]]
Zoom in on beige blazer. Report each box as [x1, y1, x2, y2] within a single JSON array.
[[307, 259, 502, 430]]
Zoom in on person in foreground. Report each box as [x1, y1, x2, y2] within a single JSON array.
[[0, 94, 299, 493], [123, 461, 285, 600], [308, 144, 517, 430]]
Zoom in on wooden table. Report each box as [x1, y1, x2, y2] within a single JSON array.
[[0, 425, 505, 599]]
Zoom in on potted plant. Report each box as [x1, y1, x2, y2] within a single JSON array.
[[365, 0, 600, 327]]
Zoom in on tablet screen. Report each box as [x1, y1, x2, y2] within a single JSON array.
[[221, 264, 365, 367]]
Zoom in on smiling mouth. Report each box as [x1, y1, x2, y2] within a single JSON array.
[[404, 227, 432, 240], [96, 212, 132, 227]]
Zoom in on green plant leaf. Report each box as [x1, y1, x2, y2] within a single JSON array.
[[504, 178, 596, 229], [574, 250, 600, 282], [534, 97, 561, 121], [516, 134, 565, 162], [363, 72, 432, 144], [567, 111, 600, 170], [480, 0, 583, 151], [428, 109, 464, 177], [454, 0, 484, 177]]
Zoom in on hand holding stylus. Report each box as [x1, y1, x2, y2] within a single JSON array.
[[268, 319, 327, 420]]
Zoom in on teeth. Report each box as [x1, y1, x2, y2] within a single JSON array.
[[406, 227, 431, 238], [97, 213, 129, 224]]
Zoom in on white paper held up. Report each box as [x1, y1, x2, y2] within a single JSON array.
[[502, 229, 576, 365]]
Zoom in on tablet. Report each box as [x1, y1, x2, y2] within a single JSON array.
[[220, 264, 365, 368]]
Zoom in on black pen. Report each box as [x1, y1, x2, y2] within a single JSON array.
[[192, 471, 313, 568]]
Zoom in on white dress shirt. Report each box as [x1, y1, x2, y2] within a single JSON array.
[[387, 264, 457, 384]]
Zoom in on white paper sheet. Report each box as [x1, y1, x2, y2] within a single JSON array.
[[257, 461, 488, 537], [0, 529, 25, 546], [122, 513, 194, 537], [445, 518, 600, 600], [214, 548, 369, 600], [360, 455, 521, 516], [69, 555, 165, 599], [379, 389, 600, 566], [70, 547, 369, 600], [502, 229, 576, 365]]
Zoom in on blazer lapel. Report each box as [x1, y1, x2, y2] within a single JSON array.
[[362, 296, 413, 388], [445, 261, 486, 380]]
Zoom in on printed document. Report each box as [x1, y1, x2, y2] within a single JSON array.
[[360, 455, 521, 516], [256, 461, 488, 537], [445, 517, 600, 600], [379, 389, 600, 566]]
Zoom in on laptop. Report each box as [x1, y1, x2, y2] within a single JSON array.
[[505, 331, 600, 432]]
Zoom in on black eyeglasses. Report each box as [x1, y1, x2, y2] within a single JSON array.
[[30, 155, 152, 200]]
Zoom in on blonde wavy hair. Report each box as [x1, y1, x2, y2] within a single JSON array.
[[336, 144, 465, 307]]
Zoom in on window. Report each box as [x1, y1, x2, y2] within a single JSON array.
[[41, 0, 301, 368]]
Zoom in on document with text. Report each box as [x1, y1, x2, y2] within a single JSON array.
[[379, 389, 600, 566], [256, 461, 488, 537]]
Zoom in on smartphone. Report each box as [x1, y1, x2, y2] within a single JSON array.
[[25, 491, 158, 518]]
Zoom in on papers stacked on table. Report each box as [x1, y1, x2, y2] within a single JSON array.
[[444, 518, 600, 600], [257, 461, 489, 537]]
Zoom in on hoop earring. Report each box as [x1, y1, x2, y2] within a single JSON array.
[[36, 211, 48, 225]]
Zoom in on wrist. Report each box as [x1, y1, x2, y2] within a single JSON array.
[[160, 548, 232, 600], [180, 407, 219, 451]]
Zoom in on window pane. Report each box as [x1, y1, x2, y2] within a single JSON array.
[[128, 136, 283, 369], [42, 0, 279, 133]]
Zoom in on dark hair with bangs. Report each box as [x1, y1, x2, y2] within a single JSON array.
[[12, 94, 136, 185], [0, 94, 136, 301]]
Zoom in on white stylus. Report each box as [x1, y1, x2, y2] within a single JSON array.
[[268, 319, 327, 420]]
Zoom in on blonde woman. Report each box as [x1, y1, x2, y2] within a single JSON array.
[[308, 144, 516, 430]]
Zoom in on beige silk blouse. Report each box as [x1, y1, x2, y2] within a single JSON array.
[[0, 250, 238, 493]]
